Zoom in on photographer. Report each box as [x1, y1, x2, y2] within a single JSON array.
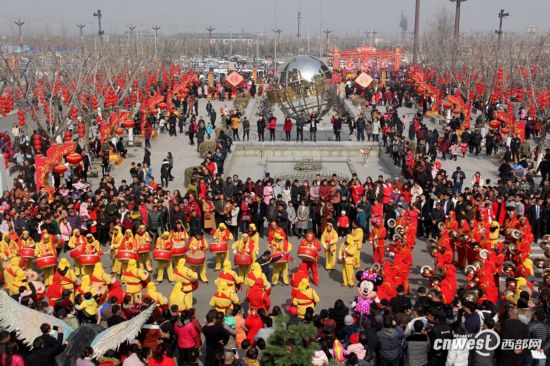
[[26, 323, 64, 366]]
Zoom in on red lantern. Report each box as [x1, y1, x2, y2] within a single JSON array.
[[54, 165, 68, 174], [500, 127, 510, 134], [77, 123, 86, 139], [488, 120, 501, 129], [122, 120, 135, 128], [452, 108, 461, 115], [114, 127, 124, 135], [66, 153, 82, 165], [443, 102, 452, 109], [64, 131, 72, 142], [157, 102, 168, 109]]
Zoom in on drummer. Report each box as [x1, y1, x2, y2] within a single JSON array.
[[267, 221, 287, 243], [247, 224, 260, 260], [172, 258, 199, 311], [0, 231, 18, 270], [232, 233, 255, 277], [117, 229, 137, 275], [135, 225, 153, 272], [213, 223, 233, 271], [269, 233, 292, 286], [34, 233, 57, 285], [215, 260, 244, 291], [170, 220, 189, 268], [68, 229, 85, 276], [17, 230, 35, 269], [121, 259, 149, 303], [188, 232, 208, 283], [110, 226, 124, 275], [154, 231, 174, 284], [298, 233, 321, 286], [81, 233, 101, 276], [321, 223, 338, 271]]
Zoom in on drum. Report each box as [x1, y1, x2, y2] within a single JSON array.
[[116, 250, 138, 262], [185, 251, 206, 266], [272, 253, 288, 264], [80, 254, 100, 266], [172, 242, 186, 256], [234, 253, 252, 266], [35, 256, 57, 269], [298, 247, 318, 262], [70, 246, 83, 259], [137, 244, 151, 254], [153, 249, 172, 261], [191, 280, 199, 292], [18, 247, 36, 259], [210, 242, 228, 253]]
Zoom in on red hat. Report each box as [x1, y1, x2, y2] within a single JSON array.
[[349, 333, 360, 344]]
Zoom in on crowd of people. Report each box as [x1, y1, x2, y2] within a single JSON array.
[[0, 66, 550, 366]]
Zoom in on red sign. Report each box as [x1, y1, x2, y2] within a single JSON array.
[[226, 71, 244, 88], [355, 72, 373, 89]]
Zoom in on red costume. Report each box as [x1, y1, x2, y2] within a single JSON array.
[[298, 234, 321, 285]]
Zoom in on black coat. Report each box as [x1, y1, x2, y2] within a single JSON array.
[[26, 333, 63, 366]]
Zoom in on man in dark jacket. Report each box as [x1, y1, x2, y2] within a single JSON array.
[[498, 307, 529, 366], [26, 325, 63, 366]]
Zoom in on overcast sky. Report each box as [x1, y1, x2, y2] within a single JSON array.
[[1, 0, 548, 38]]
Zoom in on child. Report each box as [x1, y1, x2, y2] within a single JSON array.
[[337, 211, 350, 237], [206, 122, 213, 140], [450, 142, 459, 161], [460, 142, 468, 157]]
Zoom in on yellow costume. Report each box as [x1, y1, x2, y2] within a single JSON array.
[[489, 221, 500, 250], [121, 259, 149, 303], [1, 232, 18, 269], [75, 294, 99, 317], [34, 233, 57, 285], [154, 232, 174, 283], [118, 229, 137, 274], [135, 225, 153, 271], [169, 283, 186, 311], [89, 262, 112, 296], [18, 231, 35, 269], [248, 224, 260, 260], [55, 258, 77, 299], [231, 234, 255, 278], [145, 282, 167, 306], [213, 223, 233, 270], [81, 234, 101, 275], [208, 282, 239, 312], [339, 235, 357, 287], [3, 257, 27, 295], [110, 226, 124, 275], [269, 234, 292, 285], [215, 260, 244, 291], [172, 258, 198, 310], [188, 235, 208, 283], [292, 278, 320, 318], [170, 223, 188, 268], [350, 227, 364, 269], [68, 229, 86, 275], [78, 275, 94, 295], [244, 262, 270, 289], [321, 223, 338, 270]]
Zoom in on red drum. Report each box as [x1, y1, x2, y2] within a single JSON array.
[[234, 253, 253, 266], [298, 247, 318, 262], [35, 256, 57, 269], [272, 253, 288, 264], [137, 244, 151, 254], [172, 242, 186, 256], [70, 246, 83, 259], [18, 247, 36, 259], [185, 251, 206, 266], [210, 242, 228, 253], [116, 250, 138, 261], [153, 249, 172, 261], [80, 254, 100, 266]]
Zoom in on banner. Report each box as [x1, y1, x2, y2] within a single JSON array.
[[35, 142, 76, 194], [381, 69, 387, 87], [355, 72, 373, 89]]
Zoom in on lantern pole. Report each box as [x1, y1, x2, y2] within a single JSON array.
[[495, 9, 509, 49], [206, 26, 215, 57], [14, 19, 25, 52], [152, 25, 160, 57], [412, 0, 420, 65]]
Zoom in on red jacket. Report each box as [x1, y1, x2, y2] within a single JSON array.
[[283, 118, 293, 132]]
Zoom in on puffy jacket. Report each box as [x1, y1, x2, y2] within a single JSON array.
[[377, 327, 404, 361]]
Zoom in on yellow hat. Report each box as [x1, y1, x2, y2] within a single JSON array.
[[219, 223, 227, 230], [162, 231, 170, 238]]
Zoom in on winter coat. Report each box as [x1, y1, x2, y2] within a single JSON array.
[[404, 332, 429, 366], [377, 327, 404, 361]]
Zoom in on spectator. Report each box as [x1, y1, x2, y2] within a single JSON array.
[[377, 316, 404, 366], [404, 320, 429, 366], [148, 343, 175, 366], [26, 325, 63, 366]]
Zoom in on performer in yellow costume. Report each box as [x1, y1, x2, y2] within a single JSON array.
[[292, 278, 320, 318], [145, 282, 168, 306], [3, 257, 27, 295], [154, 231, 174, 283], [55, 258, 77, 299], [321, 223, 338, 270], [213, 223, 233, 270], [247, 224, 260, 259], [89, 262, 112, 297], [215, 261, 244, 292], [244, 262, 270, 290], [209, 281, 239, 312], [34, 233, 57, 285], [350, 222, 364, 269], [17, 230, 35, 269], [135, 225, 153, 272], [232, 233, 255, 278], [171, 258, 198, 311], [121, 259, 149, 303], [0, 232, 18, 269], [110, 226, 124, 275], [489, 221, 500, 251], [68, 229, 85, 275], [81, 233, 101, 275], [188, 233, 208, 283], [269, 233, 292, 286], [170, 221, 188, 268], [117, 229, 137, 275], [339, 235, 357, 287]]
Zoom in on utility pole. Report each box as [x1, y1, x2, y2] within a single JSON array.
[[93, 10, 104, 41], [272, 28, 282, 76], [206, 26, 215, 57], [412, 0, 420, 64], [495, 9, 509, 48], [364, 31, 372, 46], [323, 29, 331, 57], [14, 19, 24, 51], [319, 0, 323, 57], [297, 0, 302, 40], [255, 32, 260, 62], [127, 24, 136, 56], [152, 25, 160, 57], [371, 30, 379, 47], [450, 0, 466, 42]]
